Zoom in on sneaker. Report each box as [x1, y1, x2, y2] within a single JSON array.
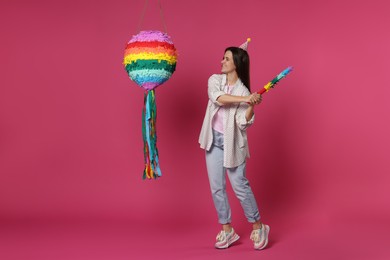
[[215, 228, 240, 249], [250, 224, 270, 250]]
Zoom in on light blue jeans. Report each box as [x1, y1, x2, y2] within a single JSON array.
[[206, 130, 260, 224]]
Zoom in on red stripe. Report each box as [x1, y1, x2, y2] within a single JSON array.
[[257, 88, 267, 94], [126, 41, 175, 50]]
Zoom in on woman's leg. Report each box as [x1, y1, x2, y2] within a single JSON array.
[[227, 162, 261, 224], [206, 145, 231, 225], [228, 162, 270, 250], [205, 131, 232, 226]]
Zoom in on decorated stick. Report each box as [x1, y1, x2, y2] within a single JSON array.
[[255, 66, 293, 95]]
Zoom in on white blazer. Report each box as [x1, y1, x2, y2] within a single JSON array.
[[199, 74, 254, 168]]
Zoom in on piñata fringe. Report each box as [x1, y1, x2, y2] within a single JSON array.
[[142, 90, 162, 179]]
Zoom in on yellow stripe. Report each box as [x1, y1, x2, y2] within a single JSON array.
[[124, 52, 177, 65], [264, 82, 272, 92]]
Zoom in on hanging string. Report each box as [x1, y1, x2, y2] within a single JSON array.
[[137, 0, 149, 32], [158, 0, 168, 33], [137, 0, 168, 33]]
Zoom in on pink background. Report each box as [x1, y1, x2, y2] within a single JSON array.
[[1, 0, 389, 259]]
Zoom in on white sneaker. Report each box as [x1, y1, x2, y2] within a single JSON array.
[[215, 228, 240, 249], [250, 224, 270, 250]]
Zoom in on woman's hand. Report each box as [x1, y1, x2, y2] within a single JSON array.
[[246, 93, 262, 105], [245, 93, 262, 121]]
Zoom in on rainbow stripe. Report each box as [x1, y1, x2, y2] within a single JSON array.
[[124, 31, 177, 91]]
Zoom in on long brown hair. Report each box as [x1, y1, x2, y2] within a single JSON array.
[[224, 47, 250, 91]]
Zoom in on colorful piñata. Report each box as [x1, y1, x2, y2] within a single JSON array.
[[124, 30, 177, 179], [124, 30, 177, 90]]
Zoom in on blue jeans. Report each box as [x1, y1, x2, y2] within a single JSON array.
[[206, 130, 260, 224]]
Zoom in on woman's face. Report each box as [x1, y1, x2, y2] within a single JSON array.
[[221, 50, 236, 74]]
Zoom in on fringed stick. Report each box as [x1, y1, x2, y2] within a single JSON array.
[[256, 67, 293, 95], [142, 90, 162, 179]]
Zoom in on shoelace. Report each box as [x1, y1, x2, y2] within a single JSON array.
[[216, 231, 227, 242], [250, 230, 260, 243]]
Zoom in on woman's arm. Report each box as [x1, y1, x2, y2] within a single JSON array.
[[245, 94, 262, 121], [235, 94, 262, 130], [217, 93, 261, 106], [245, 104, 255, 122]]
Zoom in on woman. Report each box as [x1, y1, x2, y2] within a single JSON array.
[[199, 40, 270, 250]]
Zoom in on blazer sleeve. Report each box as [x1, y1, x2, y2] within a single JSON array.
[[235, 88, 255, 131], [208, 74, 226, 106]]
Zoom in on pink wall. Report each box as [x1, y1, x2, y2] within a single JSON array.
[[1, 0, 389, 235]]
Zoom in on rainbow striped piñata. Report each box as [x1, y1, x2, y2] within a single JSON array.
[[124, 30, 177, 91], [123, 30, 177, 180]]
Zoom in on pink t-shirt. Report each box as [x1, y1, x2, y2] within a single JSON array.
[[212, 84, 234, 133]]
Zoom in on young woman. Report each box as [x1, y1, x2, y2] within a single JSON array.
[[199, 41, 270, 250]]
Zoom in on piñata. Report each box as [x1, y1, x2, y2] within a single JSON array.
[[124, 30, 177, 179]]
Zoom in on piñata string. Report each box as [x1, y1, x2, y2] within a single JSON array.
[[137, 0, 168, 33]]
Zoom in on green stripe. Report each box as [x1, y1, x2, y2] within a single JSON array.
[[125, 60, 176, 72]]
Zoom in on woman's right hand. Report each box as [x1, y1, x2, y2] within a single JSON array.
[[246, 93, 262, 105]]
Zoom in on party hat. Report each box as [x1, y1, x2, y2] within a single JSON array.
[[239, 38, 251, 51]]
